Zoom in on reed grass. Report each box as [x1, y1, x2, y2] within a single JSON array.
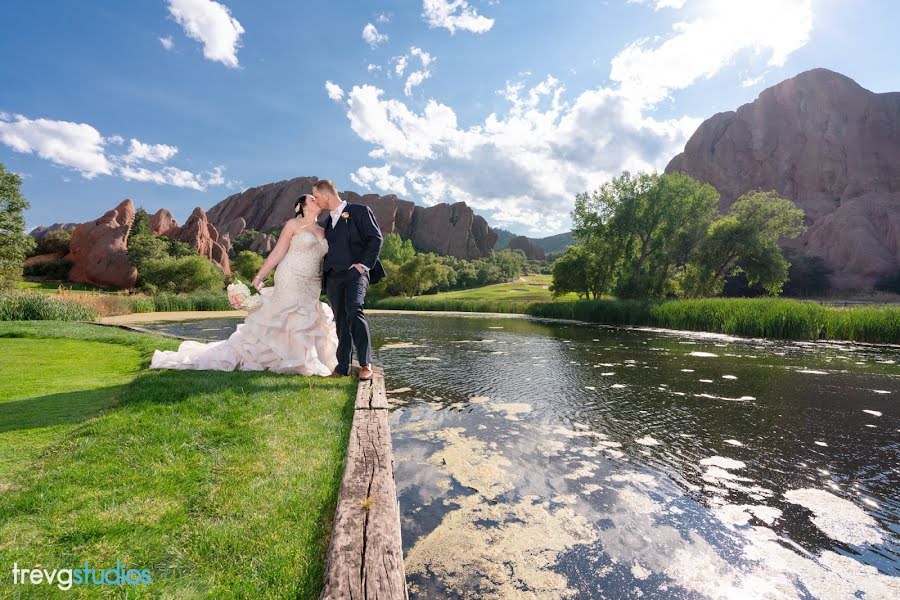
[[370, 295, 900, 344], [0, 291, 98, 321]]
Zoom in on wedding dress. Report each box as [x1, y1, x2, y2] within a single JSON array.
[[150, 229, 339, 376]]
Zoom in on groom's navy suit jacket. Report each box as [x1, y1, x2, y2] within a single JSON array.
[[320, 203, 385, 285]]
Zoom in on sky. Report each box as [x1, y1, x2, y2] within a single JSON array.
[[2, 0, 900, 237]]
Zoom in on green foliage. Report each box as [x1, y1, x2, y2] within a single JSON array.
[[550, 245, 614, 299], [380, 233, 416, 265], [387, 253, 454, 297], [30, 228, 72, 257], [0, 291, 97, 321], [130, 291, 232, 312], [139, 255, 226, 294], [571, 171, 719, 298], [0, 164, 35, 290], [232, 229, 260, 254], [22, 258, 73, 280], [685, 191, 806, 297], [232, 250, 265, 283]]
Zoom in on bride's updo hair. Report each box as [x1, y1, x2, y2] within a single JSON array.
[[294, 194, 313, 217]]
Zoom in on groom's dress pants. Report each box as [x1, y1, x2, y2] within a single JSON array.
[[325, 267, 372, 373]]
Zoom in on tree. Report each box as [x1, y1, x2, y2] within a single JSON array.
[[550, 243, 617, 299], [380, 233, 416, 265], [232, 229, 260, 254], [231, 250, 264, 283], [139, 255, 225, 294], [573, 171, 719, 298], [487, 249, 526, 281], [391, 253, 453, 297], [30, 228, 72, 257], [683, 190, 805, 297], [0, 164, 35, 289], [781, 250, 832, 297]]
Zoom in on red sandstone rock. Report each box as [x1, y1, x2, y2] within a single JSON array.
[[206, 176, 498, 260], [65, 199, 137, 289], [666, 68, 900, 289], [149, 208, 178, 235], [164, 207, 231, 276]]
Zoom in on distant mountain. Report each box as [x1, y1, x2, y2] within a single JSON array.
[[494, 229, 573, 256], [29, 223, 78, 239], [666, 68, 900, 290]]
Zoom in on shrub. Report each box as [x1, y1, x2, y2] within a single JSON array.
[[139, 256, 225, 294], [23, 258, 72, 279], [132, 291, 232, 312], [30, 229, 72, 256], [231, 229, 260, 254], [232, 250, 264, 283], [0, 291, 97, 321]]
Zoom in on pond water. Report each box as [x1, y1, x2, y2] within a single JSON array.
[[145, 313, 900, 599]]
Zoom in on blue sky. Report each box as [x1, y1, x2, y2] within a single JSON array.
[[3, 0, 899, 236]]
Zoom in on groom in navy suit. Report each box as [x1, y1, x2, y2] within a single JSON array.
[[312, 179, 385, 381]]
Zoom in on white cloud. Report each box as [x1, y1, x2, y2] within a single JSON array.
[[741, 74, 765, 88], [404, 70, 432, 96], [611, 0, 813, 107], [159, 35, 174, 50], [167, 0, 244, 69], [376, 13, 391, 24], [628, 0, 687, 10], [325, 80, 345, 102], [122, 139, 179, 164], [422, 0, 494, 34], [394, 55, 408, 77], [351, 165, 408, 195], [0, 112, 230, 191], [342, 78, 698, 233], [367, 64, 382, 74], [392, 47, 435, 96], [334, 0, 814, 234], [0, 113, 112, 178], [362, 23, 388, 48]]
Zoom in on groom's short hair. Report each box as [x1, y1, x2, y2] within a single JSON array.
[[313, 179, 339, 198]]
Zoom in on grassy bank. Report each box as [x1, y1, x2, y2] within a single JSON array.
[[3, 286, 234, 320], [0, 322, 356, 598], [370, 295, 900, 344]]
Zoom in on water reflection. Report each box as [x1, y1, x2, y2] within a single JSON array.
[[144, 314, 900, 598]]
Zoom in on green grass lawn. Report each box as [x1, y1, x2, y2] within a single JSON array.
[[378, 274, 580, 305], [0, 322, 356, 598]]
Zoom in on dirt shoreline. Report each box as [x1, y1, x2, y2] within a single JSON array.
[[99, 309, 531, 325]]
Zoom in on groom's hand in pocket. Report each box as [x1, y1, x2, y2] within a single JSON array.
[[349, 263, 367, 274]]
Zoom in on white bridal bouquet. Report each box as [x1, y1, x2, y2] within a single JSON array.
[[227, 280, 263, 311]]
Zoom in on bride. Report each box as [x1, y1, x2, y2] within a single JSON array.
[[149, 194, 339, 376]]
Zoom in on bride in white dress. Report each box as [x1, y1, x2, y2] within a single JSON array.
[[150, 194, 339, 376]]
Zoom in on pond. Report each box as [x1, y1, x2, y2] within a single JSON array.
[[144, 313, 900, 599]]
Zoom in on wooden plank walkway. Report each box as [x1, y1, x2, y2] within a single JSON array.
[[321, 366, 408, 600]]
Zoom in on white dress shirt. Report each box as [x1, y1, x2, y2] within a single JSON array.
[[330, 200, 369, 271], [329, 200, 348, 229]]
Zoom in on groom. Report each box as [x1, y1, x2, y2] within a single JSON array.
[[313, 179, 385, 381]]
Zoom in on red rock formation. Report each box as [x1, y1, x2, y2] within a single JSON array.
[[65, 199, 137, 289], [164, 207, 232, 276], [506, 235, 546, 261], [206, 176, 498, 260], [149, 208, 178, 236], [666, 68, 900, 289]]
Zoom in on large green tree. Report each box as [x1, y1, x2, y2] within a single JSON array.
[[0, 164, 35, 289], [572, 171, 719, 298], [682, 190, 806, 297]]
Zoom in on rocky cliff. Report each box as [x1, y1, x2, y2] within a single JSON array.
[[206, 176, 497, 260], [666, 68, 900, 289], [65, 199, 137, 289]]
